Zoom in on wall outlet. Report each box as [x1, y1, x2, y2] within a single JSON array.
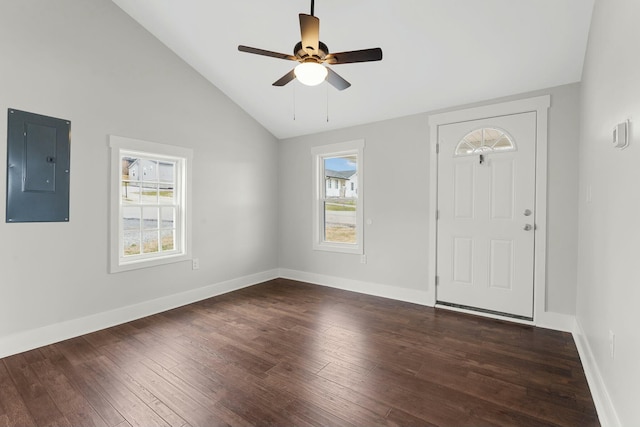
[[192, 258, 200, 270], [609, 330, 615, 359]]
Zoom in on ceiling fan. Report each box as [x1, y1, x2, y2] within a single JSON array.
[[238, 0, 382, 90]]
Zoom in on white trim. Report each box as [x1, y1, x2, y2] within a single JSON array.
[[434, 304, 577, 332], [427, 121, 439, 306], [311, 139, 365, 255], [435, 304, 535, 326], [427, 95, 551, 325], [279, 268, 431, 306], [280, 268, 575, 332], [0, 269, 279, 359], [428, 96, 551, 126], [535, 310, 576, 333], [532, 100, 550, 324], [0, 268, 585, 367], [109, 135, 193, 273], [310, 140, 365, 156], [573, 319, 621, 427]]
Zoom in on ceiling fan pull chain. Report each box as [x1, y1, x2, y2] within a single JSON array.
[[326, 81, 329, 123], [293, 83, 297, 121]]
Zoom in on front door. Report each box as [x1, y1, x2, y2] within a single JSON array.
[[436, 112, 536, 319]]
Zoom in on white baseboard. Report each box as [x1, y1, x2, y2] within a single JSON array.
[[433, 304, 578, 333], [572, 318, 621, 427], [535, 310, 576, 333], [0, 269, 279, 359], [278, 268, 433, 307], [436, 303, 537, 326], [0, 266, 619, 427]]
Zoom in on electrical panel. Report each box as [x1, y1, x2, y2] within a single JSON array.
[[6, 109, 71, 222]]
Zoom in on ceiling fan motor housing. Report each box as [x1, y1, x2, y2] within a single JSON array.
[[295, 41, 329, 61]]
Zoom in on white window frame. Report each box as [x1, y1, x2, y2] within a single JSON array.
[[109, 135, 193, 273], [311, 140, 364, 254]]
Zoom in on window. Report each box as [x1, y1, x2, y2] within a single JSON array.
[[109, 135, 192, 273], [312, 140, 364, 254], [455, 127, 515, 156]]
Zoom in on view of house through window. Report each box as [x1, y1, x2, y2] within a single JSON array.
[[312, 140, 363, 254], [121, 156, 178, 256], [109, 135, 191, 273], [323, 155, 358, 244]]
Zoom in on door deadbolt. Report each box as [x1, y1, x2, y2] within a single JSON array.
[[524, 209, 532, 216]]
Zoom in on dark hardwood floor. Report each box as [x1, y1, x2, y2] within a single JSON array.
[[0, 279, 599, 427]]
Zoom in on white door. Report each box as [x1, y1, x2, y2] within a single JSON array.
[[436, 112, 536, 319]]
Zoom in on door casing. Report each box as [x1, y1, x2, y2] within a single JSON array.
[[427, 95, 550, 325]]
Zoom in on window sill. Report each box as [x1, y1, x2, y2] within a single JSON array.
[[110, 252, 190, 274], [313, 242, 363, 255]]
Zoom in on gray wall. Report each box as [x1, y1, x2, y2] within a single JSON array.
[[577, 0, 640, 424], [279, 83, 581, 316], [280, 114, 431, 297], [0, 1, 279, 338]]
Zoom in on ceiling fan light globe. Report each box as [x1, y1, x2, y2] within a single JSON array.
[[294, 62, 328, 86]]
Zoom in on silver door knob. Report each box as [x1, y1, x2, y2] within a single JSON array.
[[523, 224, 532, 231], [524, 209, 532, 216]]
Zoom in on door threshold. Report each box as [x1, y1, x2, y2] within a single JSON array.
[[436, 301, 534, 325]]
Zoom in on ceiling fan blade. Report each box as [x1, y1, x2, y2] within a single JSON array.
[[299, 14, 320, 55], [238, 45, 297, 61], [326, 68, 351, 91], [325, 48, 383, 65], [273, 69, 297, 87]]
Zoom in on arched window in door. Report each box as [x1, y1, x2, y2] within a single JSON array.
[[454, 127, 516, 156]]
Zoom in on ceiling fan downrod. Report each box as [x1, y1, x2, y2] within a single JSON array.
[[310, 0, 315, 16]]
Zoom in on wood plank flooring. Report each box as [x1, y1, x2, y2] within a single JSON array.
[[0, 278, 599, 426]]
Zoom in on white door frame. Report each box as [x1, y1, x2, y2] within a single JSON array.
[[427, 95, 550, 325]]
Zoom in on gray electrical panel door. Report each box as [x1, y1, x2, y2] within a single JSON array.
[[6, 109, 71, 222]]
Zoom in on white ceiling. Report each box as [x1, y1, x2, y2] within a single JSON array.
[[112, 0, 594, 139]]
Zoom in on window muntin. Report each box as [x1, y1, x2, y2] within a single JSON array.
[[455, 127, 515, 156], [323, 156, 358, 244], [109, 136, 192, 273], [312, 140, 364, 254], [121, 156, 178, 258]]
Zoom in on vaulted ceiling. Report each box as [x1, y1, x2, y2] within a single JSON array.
[[112, 0, 594, 139]]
